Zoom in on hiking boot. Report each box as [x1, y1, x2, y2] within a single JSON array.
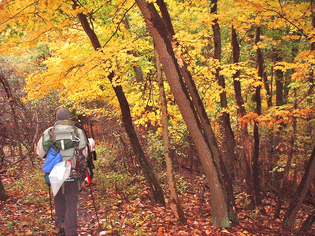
[[57, 228, 65, 236]]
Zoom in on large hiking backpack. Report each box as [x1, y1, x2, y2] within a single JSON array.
[[42, 120, 87, 180], [42, 120, 80, 154]]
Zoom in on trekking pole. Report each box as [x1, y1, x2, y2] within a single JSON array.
[[48, 185, 53, 221], [85, 168, 101, 230], [88, 183, 101, 230]]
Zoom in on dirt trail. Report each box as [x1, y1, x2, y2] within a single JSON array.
[[77, 183, 104, 236]]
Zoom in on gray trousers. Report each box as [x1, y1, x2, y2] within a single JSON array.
[[54, 180, 79, 236]]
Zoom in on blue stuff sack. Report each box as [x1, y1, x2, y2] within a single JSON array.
[[42, 147, 63, 174]]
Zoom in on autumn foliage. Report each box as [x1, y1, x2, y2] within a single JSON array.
[[1, 0, 315, 234]]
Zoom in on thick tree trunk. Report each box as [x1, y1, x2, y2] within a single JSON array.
[[74, 4, 165, 205], [284, 144, 315, 229], [157, 0, 237, 223], [136, 0, 229, 227], [155, 47, 186, 222], [231, 26, 255, 210], [174, 54, 238, 223]]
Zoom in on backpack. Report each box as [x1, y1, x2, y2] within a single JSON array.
[[42, 120, 87, 180], [42, 120, 80, 154]]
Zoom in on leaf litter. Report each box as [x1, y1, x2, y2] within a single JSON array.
[[0, 167, 314, 235]]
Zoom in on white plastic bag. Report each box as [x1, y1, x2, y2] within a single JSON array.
[[49, 160, 71, 196]]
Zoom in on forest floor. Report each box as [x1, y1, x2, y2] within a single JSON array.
[[0, 163, 315, 236]]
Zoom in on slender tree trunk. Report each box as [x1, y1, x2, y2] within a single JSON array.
[[253, 26, 263, 208], [284, 3, 315, 224], [311, 0, 315, 51], [0, 74, 24, 159], [231, 26, 255, 210], [300, 210, 315, 233], [74, 2, 165, 205], [275, 56, 284, 107], [155, 47, 186, 222], [263, 68, 272, 108], [136, 0, 230, 227], [284, 144, 315, 229], [0, 178, 8, 201], [0, 147, 8, 201], [272, 53, 285, 190], [275, 114, 296, 218], [210, 0, 236, 179], [0, 147, 4, 169], [123, 18, 144, 82], [113, 81, 165, 204]]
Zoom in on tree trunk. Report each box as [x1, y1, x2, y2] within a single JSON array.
[[275, 55, 284, 107], [284, 144, 315, 229], [300, 210, 315, 233], [123, 18, 144, 82], [275, 116, 296, 218], [275, 88, 298, 219], [231, 26, 255, 210], [0, 145, 8, 201], [253, 26, 263, 208], [311, 0, 315, 51], [174, 54, 238, 223], [0, 178, 9, 201], [136, 0, 229, 227], [157, 0, 237, 223], [272, 53, 284, 190], [74, 2, 165, 205], [155, 47, 186, 222], [0, 147, 4, 169], [0, 74, 24, 159], [211, 0, 236, 180]]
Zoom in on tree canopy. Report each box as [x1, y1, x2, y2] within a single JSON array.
[[1, 0, 315, 233]]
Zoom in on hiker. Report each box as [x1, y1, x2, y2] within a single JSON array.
[[37, 108, 88, 236], [74, 121, 97, 180], [87, 133, 96, 179]]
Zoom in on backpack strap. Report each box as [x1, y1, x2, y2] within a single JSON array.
[[42, 127, 56, 153], [48, 127, 55, 143]]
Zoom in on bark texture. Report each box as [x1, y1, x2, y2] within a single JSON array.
[[74, 2, 165, 205], [158, 0, 237, 223], [136, 0, 229, 227]]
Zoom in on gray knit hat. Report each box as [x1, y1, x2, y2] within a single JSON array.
[[56, 108, 70, 120]]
